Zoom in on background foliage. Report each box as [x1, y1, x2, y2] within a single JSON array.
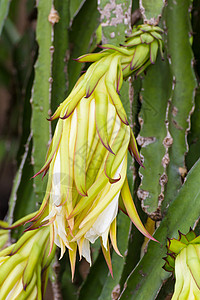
[[0, 0, 200, 299]]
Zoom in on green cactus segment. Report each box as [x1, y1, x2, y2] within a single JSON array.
[[186, 87, 200, 170], [138, 55, 172, 218], [162, 0, 197, 212], [51, 0, 70, 114], [139, 0, 166, 23], [98, 0, 132, 46], [0, 0, 11, 35], [120, 157, 200, 300], [78, 252, 108, 300], [31, 0, 52, 200], [70, 0, 86, 20], [12, 141, 36, 229], [7, 135, 36, 231]]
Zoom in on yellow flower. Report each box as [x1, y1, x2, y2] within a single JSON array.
[[32, 51, 157, 278], [163, 230, 200, 300], [172, 245, 200, 299], [0, 226, 55, 299]]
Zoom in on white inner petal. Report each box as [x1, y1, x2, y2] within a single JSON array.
[[81, 239, 92, 265], [101, 227, 109, 250], [84, 192, 119, 248], [43, 205, 69, 256]]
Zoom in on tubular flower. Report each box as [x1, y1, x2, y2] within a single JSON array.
[[30, 24, 162, 277], [163, 230, 200, 300], [0, 226, 55, 299]]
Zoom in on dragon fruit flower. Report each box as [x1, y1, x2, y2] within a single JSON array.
[[163, 229, 200, 300], [0, 226, 55, 299], [31, 24, 163, 278]]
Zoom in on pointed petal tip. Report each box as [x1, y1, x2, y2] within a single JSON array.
[[96, 127, 115, 155], [76, 185, 88, 197], [47, 114, 56, 121], [116, 251, 123, 258], [109, 177, 121, 184], [119, 206, 128, 216], [104, 163, 121, 183], [121, 117, 129, 126], [178, 230, 182, 238], [110, 269, 114, 278], [138, 160, 145, 169], [48, 245, 54, 258], [31, 166, 49, 179], [98, 45, 105, 49], [60, 108, 75, 119], [135, 224, 158, 243], [105, 172, 121, 184], [115, 112, 129, 125], [116, 87, 121, 95], [42, 168, 49, 179], [104, 144, 115, 155], [47, 112, 58, 121], [119, 43, 126, 47], [71, 273, 75, 282], [86, 84, 97, 98], [105, 142, 115, 155], [60, 111, 69, 120], [31, 171, 41, 179], [60, 115, 68, 120], [149, 235, 159, 243], [47, 117, 53, 121], [23, 282, 27, 291]]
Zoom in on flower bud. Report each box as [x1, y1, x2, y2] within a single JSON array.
[[163, 230, 200, 299], [0, 226, 55, 299]]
